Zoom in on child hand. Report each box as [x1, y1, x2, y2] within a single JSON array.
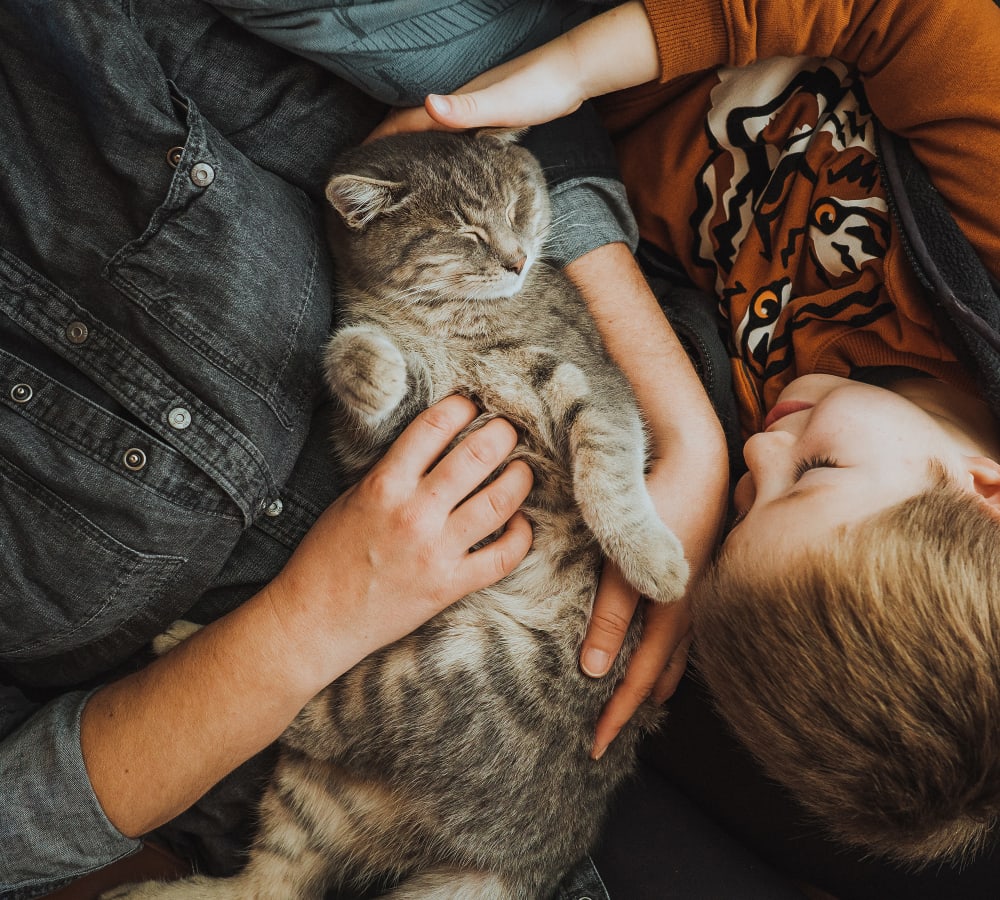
[[368, 46, 587, 142], [367, 1, 659, 141], [583, 563, 693, 761]]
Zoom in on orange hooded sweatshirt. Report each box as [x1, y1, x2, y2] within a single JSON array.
[[603, 0, 1000, 435]]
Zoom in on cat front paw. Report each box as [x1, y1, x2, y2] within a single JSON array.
[[323, 325, 408, 424], [622, 524, 690, 605]]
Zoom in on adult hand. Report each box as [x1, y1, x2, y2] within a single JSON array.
[[269, 394, 534, 688], [583, 464, 697, 762], [83, 395, 533, 838]]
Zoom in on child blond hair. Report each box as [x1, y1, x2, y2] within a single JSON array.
[[692, 470, 1000, 864]]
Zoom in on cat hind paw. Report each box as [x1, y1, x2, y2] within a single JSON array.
[[151, 620, 203, 656]]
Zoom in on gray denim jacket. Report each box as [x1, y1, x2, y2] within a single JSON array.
[[0, 1, 630, 897]]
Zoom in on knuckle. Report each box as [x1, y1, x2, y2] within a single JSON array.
[[362, 467, 400, 505], [589, 608, 634, 641], [463, 420, 514, 469], [487, 485, 516, 521], [492, 543, 519, 580], [420, 396, 474, 438], [459, 93, 479, 117]]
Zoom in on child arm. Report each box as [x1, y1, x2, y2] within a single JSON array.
[[370, 1, 660, 137]]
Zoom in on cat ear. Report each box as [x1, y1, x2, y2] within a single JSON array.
[[474, 126, 530, 145], [325, 174, 406, 230]]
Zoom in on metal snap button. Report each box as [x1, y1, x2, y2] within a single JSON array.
[[65, 321, 90, 344], [264, 498, 283, 518], [190, 162, 215, 187], [10, 383, 33, 403], [122, 448, 147, 471], [167, 406, 192, 430], [166, 146, 184, 168]]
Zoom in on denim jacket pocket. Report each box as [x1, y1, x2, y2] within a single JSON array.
[[0, 452, 185, 660], [0, 346, 243, 686], [103, 91, 329, 429]]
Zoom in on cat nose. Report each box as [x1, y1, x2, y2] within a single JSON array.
[[503, 255, 527, 275]]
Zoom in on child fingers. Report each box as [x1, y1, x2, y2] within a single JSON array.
[[590, 601, 688, 759], [365, 105, 454, 142], [579, 563, 638, 678], [425, 92, 499, 128], [651, 632, 693, 706], [590, 652, 662, 761]]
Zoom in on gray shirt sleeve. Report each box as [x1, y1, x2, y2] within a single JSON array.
[[0, 690, 140, 897], [211, 0, 638, 265]]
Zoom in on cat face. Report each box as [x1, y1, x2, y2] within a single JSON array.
[[325, 131, 551, 303]]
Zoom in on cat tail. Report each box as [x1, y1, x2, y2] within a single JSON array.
[[380, 868, 533, 900]]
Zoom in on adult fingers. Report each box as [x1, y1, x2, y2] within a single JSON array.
[[376, 395, 479, 481], [423, 416, 519, 503], [455, 511, 534, 597], [579, 562, 638, 678], [450, 459, 534, 549]]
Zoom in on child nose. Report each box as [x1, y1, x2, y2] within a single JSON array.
[[742, 428, 796, 479]]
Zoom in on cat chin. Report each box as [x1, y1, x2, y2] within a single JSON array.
[[470, 268, 533, 301]]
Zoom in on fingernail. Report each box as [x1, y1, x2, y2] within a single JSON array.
[[427, 94, 452, 117], [591, 741, 608, 761], [580, 648, 610, 677]]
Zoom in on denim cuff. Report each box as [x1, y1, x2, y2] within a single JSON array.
[[0, 691, 140, 896], [545, 175, 639, 267], [554, 855, 611, 900]]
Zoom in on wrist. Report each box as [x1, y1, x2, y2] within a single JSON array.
[[249, 573, 364, 700]]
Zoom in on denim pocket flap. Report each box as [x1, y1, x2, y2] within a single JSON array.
[[0, 454, 185, 658]]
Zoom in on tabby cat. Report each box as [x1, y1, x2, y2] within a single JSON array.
[[105, 131, 687, 900]]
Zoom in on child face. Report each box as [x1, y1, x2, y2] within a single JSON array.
[[724, 374, 974, 553]]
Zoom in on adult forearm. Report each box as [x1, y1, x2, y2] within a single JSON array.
[[565, 242, 728, 571], [80, 585, 335, 838]]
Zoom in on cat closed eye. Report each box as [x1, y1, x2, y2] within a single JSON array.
[[460, 226, 490, 244]]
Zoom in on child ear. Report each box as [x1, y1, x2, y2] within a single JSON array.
[[964, 456, 1000, 512], [325, 174, 406, 230]]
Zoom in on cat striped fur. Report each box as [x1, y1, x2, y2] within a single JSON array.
[[103, 131, 687, 900]]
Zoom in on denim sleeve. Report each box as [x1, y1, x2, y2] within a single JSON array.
[[210, 0, 637, 265], [0, 690, 140, 898], [521, 103, 640, 265]]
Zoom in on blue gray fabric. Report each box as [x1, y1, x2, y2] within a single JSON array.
[[213, 0, 597, 106], [0, 1, 625, 896], [210, 0, 639, 265]]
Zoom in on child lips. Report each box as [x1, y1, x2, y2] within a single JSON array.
[[764, 400, 814, 430]]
